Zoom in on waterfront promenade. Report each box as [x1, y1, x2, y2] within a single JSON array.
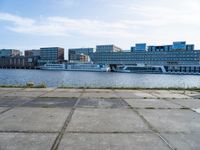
[[0, 88, 200, 150]]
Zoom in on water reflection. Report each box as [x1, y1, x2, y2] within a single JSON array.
[[0, 69, 200, 88]]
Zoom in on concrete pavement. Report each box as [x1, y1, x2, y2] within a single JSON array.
[[0, 88, 200, 150]]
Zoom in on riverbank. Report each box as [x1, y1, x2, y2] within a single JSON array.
[[1, 84, 200, 91], [0, 88, 200, 149]]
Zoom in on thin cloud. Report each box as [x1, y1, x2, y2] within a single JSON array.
[[0, 12, 140, 37]]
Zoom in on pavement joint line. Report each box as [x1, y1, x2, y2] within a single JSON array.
[[66, 131, 154, 134], [50, 92, 84, 150], [120, 97, 175, 150], [160, 98, 200, 115], [156, 133, 175, 150], [0, 107, 13, 115], [170, 89, 196, 98], [0, 97, 38, 115], [0, 89, 24, 97], [76, 104, 131, 109], [37, 88, 57, 98], [0, 130, 59, 134], [138, 89, 158, 98]]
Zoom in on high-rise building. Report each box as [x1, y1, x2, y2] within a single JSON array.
[[96, 45, 122, 53], [0, 49, 21, 57], [39, 47, 64, 64]]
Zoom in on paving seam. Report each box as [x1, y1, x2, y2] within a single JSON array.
[[138, 90, 178, 99], [37, 88, 57, 97], [161, 98, 200, 115], [0, 107, 13, 115], [50, 91, 84, 150], [170, 90, 194, 98], [0, 87, 26, 97], [0, 130, 59, 133], [138, 90, 159, 99], [66, 131, 154, 134], [117, 95, 175, 150], [0, 96, 40, 115], [10, 88, 58, 107]]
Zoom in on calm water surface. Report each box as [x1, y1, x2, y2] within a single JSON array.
[[0, 69, 200, 88]]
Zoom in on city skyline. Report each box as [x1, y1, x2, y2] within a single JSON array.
[[0, 0, 200, 56]]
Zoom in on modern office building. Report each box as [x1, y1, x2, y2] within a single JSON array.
[[173, 41, 186, 50], [68, 48, 93, 62], [39, 47, 64, 64], [0, 49, 21, 57], [69, 53, 90, 63], [25, 49, 40, 57], [0, 56, 40, 69], [147, 42, 194, 52], [90, 41, 200, 74], [96, 45, 122, 53]]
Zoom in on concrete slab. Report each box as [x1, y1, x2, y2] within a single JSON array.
[[0, 97, 33, 107], [169, 90, 187, 94], [162, 133, 200, 150], [0, 107, 9, 113], [41, 92, 81, 98], [148, 90, 174, 94], [114, 90, 141, 93], [0, 91, 11, 96], [186, 93, 200, 99], [115, 92, 141, 99], [138, 109, 200, 133], [152, 93, 190, 99], [0, 88, 24, 91], [81, 92, 118, 99], [140, 89, 173, 94], [84, 89, 114, 93], [67, 108, 150, 132], [58, 133, 169, 150], [22, 88, 55, 92], [0, 107, 70, 132], [124, 99, 181, 109], [192, 109, 200, 114], [0, 133, 57, 150], [134, 92, 156, 99], [77, 98, 129, 109], [2, 91, 46, 97], [23, 97, 77, 108], [55, 88, 83, 92], [168, 99, 200, 109]]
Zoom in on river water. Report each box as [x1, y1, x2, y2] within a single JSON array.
[[0, 69, 200, 88]]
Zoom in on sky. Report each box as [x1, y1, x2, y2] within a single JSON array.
[[0, 0, 200, 58]]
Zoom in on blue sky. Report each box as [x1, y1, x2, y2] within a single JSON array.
[[0, 0, 200, 58]]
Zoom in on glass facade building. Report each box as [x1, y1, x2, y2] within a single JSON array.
[[96, 45, 122, 53], [0, 49, 21, 57], [90, 42, 200, 74], [172, 41, 186, 50], [39, 47, 64, 64], [68, 48, 93, 62]]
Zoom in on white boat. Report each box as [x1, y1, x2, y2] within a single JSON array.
[[40, 63, 65, 71], [66, 63, 110, 72], [116, 65, 166, 74]]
